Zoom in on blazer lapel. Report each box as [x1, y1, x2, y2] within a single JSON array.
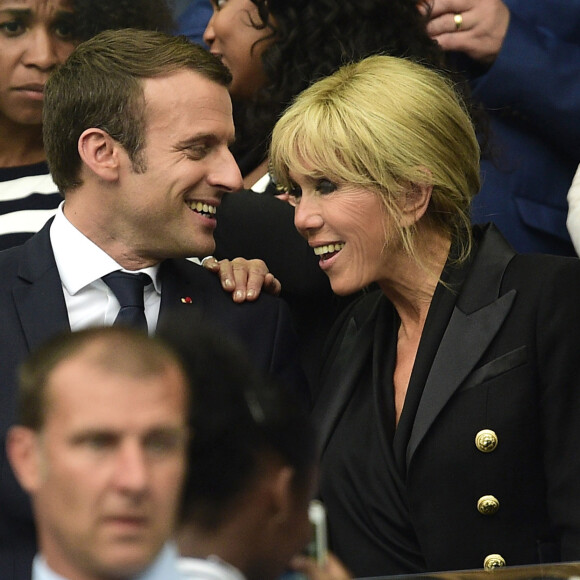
[[12, 221, 70, 352], [313, 294, 382, 453], [406, 225, 517, 468]]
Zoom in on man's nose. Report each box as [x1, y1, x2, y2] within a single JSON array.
[[207, 148, 243, 193], [112, 440, 149, 496]]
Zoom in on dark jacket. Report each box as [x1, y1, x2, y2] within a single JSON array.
[[0, 220, 307, 580], [314, 225, 580, 575]]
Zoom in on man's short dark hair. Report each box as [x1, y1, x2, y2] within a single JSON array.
[[43, 28, 232, 193]]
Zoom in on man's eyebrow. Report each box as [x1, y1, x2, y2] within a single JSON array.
[[175, 133, 236, 150]]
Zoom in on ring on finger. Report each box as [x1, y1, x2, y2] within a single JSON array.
[[453, 13, 463, 31]]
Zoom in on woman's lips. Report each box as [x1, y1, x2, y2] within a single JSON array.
[[13, 84, 45, 102]]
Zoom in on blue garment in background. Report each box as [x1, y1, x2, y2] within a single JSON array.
[[175, 0, 212, 47]]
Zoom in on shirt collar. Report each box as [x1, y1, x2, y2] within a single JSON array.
[[50, 202, 161, 296], [33, 543, 181, 580], [177, 555, 247, 580]]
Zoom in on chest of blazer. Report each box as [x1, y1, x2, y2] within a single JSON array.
[[313, 225, 580, 571]]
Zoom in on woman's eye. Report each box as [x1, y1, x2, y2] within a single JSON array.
[[0, 19, 24, 36], [287, 183, 302, 206], [54, 20, 76, 40], [316, 179, 337, 194]]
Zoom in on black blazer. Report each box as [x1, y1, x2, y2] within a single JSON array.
[[313, 225, 580, 575], [0, 220, 307, 580]]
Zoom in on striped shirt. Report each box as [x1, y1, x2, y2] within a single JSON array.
[[0, 161, 61, 250]]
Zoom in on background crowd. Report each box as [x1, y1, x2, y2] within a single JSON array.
[[1, 0, 580, 579]]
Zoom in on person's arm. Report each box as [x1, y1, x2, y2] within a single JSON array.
[[424, 0, 580, 157], [214, 190, 330, 297], [423, 0, 510, 64], [535, 257, 580, 557]]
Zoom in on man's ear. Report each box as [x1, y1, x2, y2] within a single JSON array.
[[399, 181, 433, 228], [269, 465, 296, 524], [6, 426, 44, 493], [77, 128, 122, 183]]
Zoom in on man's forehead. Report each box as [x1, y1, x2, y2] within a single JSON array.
[[143, 70, 232, 112], [143, 72, 235, 141], [45, 352, 186, 409]]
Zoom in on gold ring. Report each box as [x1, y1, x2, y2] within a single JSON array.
[[453, 13, 463, 31]]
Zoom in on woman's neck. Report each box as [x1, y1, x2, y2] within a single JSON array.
[[0, 117, 45, 168], [378, 229, 451, 336]]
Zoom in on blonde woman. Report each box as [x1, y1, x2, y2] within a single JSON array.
[[270, 55, 580, 577]]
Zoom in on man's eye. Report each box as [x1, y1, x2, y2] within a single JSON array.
[[187, 146, 209, 160], [84, 434, 116, 450], [216, 0, 228, 9], [144, 432, 186, 455], [316, 179, 337, 194]]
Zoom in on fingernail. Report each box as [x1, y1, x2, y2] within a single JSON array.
[[234, 290, 244, 300], [224, 279, 234, 289], [247, 289, 256, 298]]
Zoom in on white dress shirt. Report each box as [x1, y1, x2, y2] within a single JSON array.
[[33, 543, 184, 580], [49, 202, 161, 333], [177, 555, 246, 580]]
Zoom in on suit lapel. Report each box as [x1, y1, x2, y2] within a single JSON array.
[[406, 225, 517, 468], [157, 259, 207, 329], [406, 290, 515, 466], [12, 221, 70, 352], [313, 294, 382, 453]]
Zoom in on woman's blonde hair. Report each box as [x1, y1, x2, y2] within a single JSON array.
[[270, 55, 480, 263]]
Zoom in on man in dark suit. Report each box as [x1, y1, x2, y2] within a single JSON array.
[[0, 29, 307, 580]]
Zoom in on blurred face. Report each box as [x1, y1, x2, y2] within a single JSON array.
[[290, 172, 398, 296], [278, 476, 318, 577], [250, 468, 316, 580], [204, 0, 272, 100], [19, 353, 189, 579], [90, 70, 243, 265], [0, 0, 77, 128]]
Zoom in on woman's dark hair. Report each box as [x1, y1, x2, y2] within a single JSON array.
[[72, 0, 175, 41], [232, 0, 445, 173]]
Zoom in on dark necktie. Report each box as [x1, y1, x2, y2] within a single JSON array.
[[102, 271, 151, 331]]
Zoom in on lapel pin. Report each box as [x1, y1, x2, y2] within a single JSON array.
[[181, 297, 193, 304]]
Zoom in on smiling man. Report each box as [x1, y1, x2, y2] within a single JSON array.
[[0, 29, 307, 580], [7, 326, 190, 580]]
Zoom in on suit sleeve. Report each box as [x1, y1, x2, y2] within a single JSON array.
[[469, 6, 580, 159], [214, 190, 331, 297], [535, 257, 580, 558]]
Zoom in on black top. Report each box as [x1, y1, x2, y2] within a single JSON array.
[[319, 253, 469, 576]]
